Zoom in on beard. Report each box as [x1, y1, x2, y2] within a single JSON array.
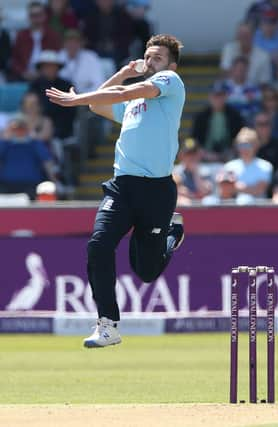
[[143, 66, 157, 78]]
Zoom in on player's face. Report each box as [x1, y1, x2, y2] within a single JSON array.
[[143, 45, 175, 77]]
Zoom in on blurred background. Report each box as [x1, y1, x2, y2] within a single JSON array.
[[0, 0, 278, 336]]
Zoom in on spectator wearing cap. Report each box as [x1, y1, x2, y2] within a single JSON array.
[[125, 0, 152, 58], [253, 8, 278, 57], [220, 22, 272, 85], [59, 29, 106, 159], [0, 115, 57, 199], [46, 0, 79, 38], [30, 50, 75, 140], [224, 56, 262, 124], [83, 0, 134, 73], [30, 50, 77, 185], [254, 111, 278, 169], [191, 81, 244, 163], [202, 170, 237, 205], [172, 138, 212, 206], [11, 1, 61, 81], [224, 127, 273, 203]]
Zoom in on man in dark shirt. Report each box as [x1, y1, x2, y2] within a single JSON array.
[[255, 111, 278, 169], [30, 50, 76, 139]]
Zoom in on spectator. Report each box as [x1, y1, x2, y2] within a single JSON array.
[[0, 9, 11, 83], [30, 50, 75, 140], [47, 0, 79, 38], [220, 22, 272, 85], [224, 56, 261, 124], [126, 0, 152, 58], [202, 170, 237, 205], [21, 92, 53, 143], [59, 29, 106, 159], [253, 8, 278, 57], [173, 138, 212, 206], [260, 85, 278, 137], [245, 0, 278, 29], [0, 114, 57, 199], [83, 0, 134, 74], [191, 81, 244, 163], [59, 30, 104, 93], [254, 111, 278, 169], [224, 127, 273, 203], [11, 1, 61, 81]]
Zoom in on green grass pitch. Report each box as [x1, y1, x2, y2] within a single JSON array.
[[0, 333, 276, 404]]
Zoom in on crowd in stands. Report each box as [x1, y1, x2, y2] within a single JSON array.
[[0, 0, 151, 200], [174, 0, 278, 206], [1, 0, 278, 207]]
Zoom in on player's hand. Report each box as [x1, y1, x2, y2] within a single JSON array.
[[119, 61, 145, 79], [45, 86, 80, 107]]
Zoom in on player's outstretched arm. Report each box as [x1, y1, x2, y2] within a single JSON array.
[[45, 61, 147, 120]]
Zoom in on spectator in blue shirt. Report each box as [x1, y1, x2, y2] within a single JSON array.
[[254, 8, 278, 56], [224, 127, 273, 203], [224, 56, 261, 124], [0, 115, 57, 199]]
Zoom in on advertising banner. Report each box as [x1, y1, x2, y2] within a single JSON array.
[[1, 235, 278, 315]]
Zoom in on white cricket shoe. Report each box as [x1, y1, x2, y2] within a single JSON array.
[[83, 317, 121, 348]]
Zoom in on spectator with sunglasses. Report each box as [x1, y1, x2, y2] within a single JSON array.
[[224, 127, 273, 203]]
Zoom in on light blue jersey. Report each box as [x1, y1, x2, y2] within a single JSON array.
[[112, 70, 185, 177]]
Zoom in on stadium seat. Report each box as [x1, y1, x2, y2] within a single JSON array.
[[0, 82, 29, 112]]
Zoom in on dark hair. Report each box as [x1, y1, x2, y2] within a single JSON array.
[[146, 34, 183, 64], [29, 1, 44, 10]]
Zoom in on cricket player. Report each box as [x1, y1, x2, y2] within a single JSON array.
[[46, 34, 186, 348]]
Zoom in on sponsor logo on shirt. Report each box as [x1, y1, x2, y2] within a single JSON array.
[[124, 101, 147, 120], [154, 75, 170, 85]]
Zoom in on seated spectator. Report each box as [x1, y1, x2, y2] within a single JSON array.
[[11, 1, 61, 81], [224, 56, 262, 124], [30, 50, 75, 140], [253, 8, 278, 57], [21, 92, 53, 143], [202, 170, 237, 205], [59, 30, 104, 93], [260, 85, 278, 137], [46, 0, 79, 38], [254, 111, 278, 169], [245, 0, 278, 29], [220, 22, 272, 85], [224, 127, 273, 203], [59, 29, 106, 159], [83, 0, 134, 73], [0, 9, 12, 83], [173, 138, 212, 206], [126, 0, 152, 58], [191, 81, 244, 163], [0, 115, 57, 200]]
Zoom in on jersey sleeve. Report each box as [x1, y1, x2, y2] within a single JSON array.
[[112, 102, 127, 124], [149, 71, 184, 98]]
